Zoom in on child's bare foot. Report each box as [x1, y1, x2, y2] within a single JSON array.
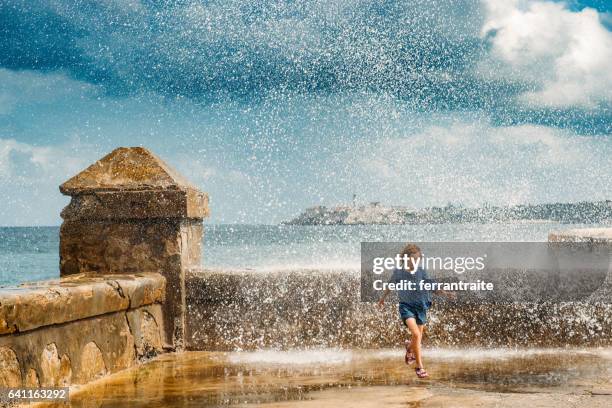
[[404, 340, 416, 365], [415, 367, 429, 378]]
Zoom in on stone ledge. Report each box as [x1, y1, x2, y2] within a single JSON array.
[[0, 304, 165, 388], [60, 189, 209, 220], [0, 273, 165, 335], [548, 227, 612, 243]]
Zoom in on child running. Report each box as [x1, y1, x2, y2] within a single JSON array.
[[378, 243, 453, 379]]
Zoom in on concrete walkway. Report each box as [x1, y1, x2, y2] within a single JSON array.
[[43, 347, 612, 407]]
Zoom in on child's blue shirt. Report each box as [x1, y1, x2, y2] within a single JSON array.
[[389, 267, 435, 309]]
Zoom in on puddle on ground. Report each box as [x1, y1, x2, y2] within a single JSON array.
[[42, 348, 612, 407]]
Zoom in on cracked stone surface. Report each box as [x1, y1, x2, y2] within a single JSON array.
[[127, 308, 164, 359], [0, 273, 165, 387], [25, 368, 39, 387], [0, 304, 164, 387], [40, 343, 72, 387], [40, 343, 62, 387], [0, 346, 20, 387], [0, 273, 165, 335], [80, 342, 107, 383]]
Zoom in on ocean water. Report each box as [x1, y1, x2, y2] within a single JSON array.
[[0, 222, 608, 286]]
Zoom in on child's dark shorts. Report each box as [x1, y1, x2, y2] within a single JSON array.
[[399, 303, 427, 326]]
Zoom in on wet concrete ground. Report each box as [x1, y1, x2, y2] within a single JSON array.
[[44, 348, 612, 407]]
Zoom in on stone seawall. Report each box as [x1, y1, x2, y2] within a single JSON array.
[[1, 147, 208, 391], [186, 228, 612, 351], [185, 268, 612, 351], [0, 273, 166, 388]]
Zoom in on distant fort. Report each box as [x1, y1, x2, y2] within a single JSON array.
[[284, 200, 612, 225]]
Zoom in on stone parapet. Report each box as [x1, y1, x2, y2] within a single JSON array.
[[58, 147, 208, 348], [185, 268, 612, 350], [0, 273, 165, 335], [0, 146, 208, 389], [549, 227, 612, 243], [548, 228, 612, 303], [0, 273, 166, 388]]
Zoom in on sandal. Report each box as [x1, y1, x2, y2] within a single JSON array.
[[404, 340, 416, 365], [415, 367, 429, 378]]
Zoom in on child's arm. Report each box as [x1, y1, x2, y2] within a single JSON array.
[[425, 269, 456, 299], [435, 289, 457, 299], [377, 288, 391, 307]]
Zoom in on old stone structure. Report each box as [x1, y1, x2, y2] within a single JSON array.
[[0, 146, 209, 389], [549, 228, 612, 303], [0, 273, 165, 388], [59, 147, 208, 348]]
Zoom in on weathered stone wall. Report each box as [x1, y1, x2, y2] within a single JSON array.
[[185, 268, 612, 350], [0, 273, 165, 388], [186, 228, 611, 351], [549, 228, 612, 303], [184, 268, 612, 350], [0, 146, 208, 390], [60, 218, 202, 347], [58, 147, 208, 348]]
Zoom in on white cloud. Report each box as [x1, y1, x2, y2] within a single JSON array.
[[0, 137, 100, 225], [0, 69, 97, 115], [342, 121, 612, 208], [480, 0, 612, 108], [0, 139, 47, 181], [173, 156, 252, 186], [0, 138, 89, 184]]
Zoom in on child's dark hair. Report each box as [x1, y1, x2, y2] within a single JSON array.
[[401, 243, 421, 258]]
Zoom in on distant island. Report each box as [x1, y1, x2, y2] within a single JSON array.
[[284, 200, 612, 225]]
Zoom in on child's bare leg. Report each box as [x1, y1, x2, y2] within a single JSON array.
[[405, 318, 424, 369], [409, 325, 425, 348], [410, 325, 425, 362]]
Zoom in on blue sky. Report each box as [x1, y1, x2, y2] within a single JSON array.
[[0, 0, 611, 225]]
